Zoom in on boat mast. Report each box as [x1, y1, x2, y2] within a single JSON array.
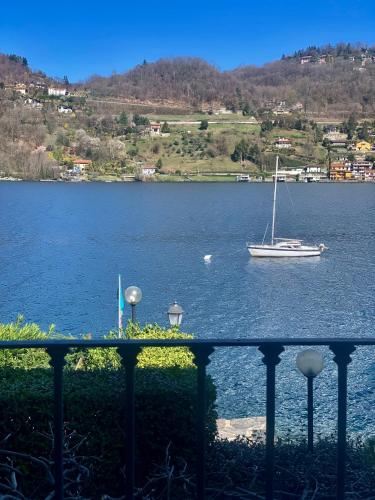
[[271, 155, 279, 245]]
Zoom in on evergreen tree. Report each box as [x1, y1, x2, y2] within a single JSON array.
[[342, 114, 357, 140], [199, 120, 209, 130], [133, 114, 150, 126], [231, 139, 249, 163], [261, 120, 273, 132], [161, 121, 170, 133], [242, 103, 252, 116], [118, 112, 128, 126], [358, 122, 370, 141], [155, 158, 163, 171]]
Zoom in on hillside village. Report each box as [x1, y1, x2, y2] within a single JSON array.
[[0, 46, 375, 182]]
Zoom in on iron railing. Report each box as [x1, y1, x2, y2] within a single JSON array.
[[0, 338, 371, 499]]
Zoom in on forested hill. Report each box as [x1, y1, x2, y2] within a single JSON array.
[[0, 54, 53, 86], [85, 47, 375, 116], [1, 43, 375, 116]]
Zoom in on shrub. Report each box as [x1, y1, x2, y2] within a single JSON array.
[[0, 319, 217, 497], [199, 120, 209, 130]]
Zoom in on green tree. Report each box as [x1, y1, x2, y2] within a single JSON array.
[[261, 120, 273, 132], [161, 121, 170, 133], [342, 114, 357, 140], [199, 120, 209, 130], [8, 54, 28, 66], [358, 122, 370, 141], [242, 103, 252, 116], [133, 114, 150, 126], [248, 144, 261, 165], [155, 158, 163, 171], [118, 111, 128, 126], [231, 139, 249, 163]]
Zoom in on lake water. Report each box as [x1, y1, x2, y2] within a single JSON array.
[[0, 182, 374, 434]]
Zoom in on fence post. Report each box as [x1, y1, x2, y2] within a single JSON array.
[[47, 346, 69, 500], [330, 343, 355, 500], [259, 343, 284, 500], [190, 345, 215, 500], [118, 344, 141, 500]]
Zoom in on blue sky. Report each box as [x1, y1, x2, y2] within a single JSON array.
[[0, 0, 374, 82]]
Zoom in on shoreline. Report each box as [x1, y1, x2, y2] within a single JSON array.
[[1, 178, 375, 184]]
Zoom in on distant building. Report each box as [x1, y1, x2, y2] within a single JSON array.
[[324, 132, 347, 147], [329, 161, 350, 181], [24, 98, 42, 109], [274, 137, 292, 149], [72, 159, 91, 174], [213, 108, 233, 115], [351, 161, 374, 181], [291, 102, 304, 111], [355, 141, 371, 152], [14, 83, 27, 95], [303, 166, 321, 173], [329, 160, 375, 181], [300, 56, 312, 65], [29, 81, 46, 90], [58, 105, 73, 114], [329, 139, 347, 147], [271, 169, 305, 181], [236, 174, 251, 182], [149, 123, 161, 136], [317, 55, 327, 64], [142, 167, 156, 176], [48, 87, 67, 96], [323, 132, 347, 141]]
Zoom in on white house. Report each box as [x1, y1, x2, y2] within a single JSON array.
[[303, 166, 321, 173], [275, 137, 292, 149], [24, 98, 43, 109], [48, 87, 67, 96], [149, 123, 161, 136], [58, 105, 73, 114], [142, 167, 156, 176]]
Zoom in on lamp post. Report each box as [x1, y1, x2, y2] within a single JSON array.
[[296, 349, 324, 453], [167, 301, 184, 327], [125, 286, 142, 323]]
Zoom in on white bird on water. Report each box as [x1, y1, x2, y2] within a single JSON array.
[[204, 255, 212, 262]]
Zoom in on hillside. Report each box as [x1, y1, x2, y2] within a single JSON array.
[[0, 43, 374, 181], [1, 44, 375, 117], [84, 43, 375, 117], [0, 54, 53, 86]]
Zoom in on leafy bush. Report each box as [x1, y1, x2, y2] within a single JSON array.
[[206, 435, 375, 499], [0, 319, 217, 497]]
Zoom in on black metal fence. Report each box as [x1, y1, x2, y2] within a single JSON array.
[[0, 338, 370, 499]]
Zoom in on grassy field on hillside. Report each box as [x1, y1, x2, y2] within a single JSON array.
[[132, 120, 324, 175]]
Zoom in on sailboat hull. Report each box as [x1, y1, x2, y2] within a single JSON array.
[[248, 245, 322, 257]]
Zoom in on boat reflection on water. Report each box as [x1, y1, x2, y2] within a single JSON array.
[[247, 255, 322, 269]]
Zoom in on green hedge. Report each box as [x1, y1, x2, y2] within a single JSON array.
[[0, 319, 217, 497]]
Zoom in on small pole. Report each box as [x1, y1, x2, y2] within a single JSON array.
[[118, 274, 122, 338], [131, 304, 136, 323], [271, 155, 279, 245], [307, 376, 314, 452]]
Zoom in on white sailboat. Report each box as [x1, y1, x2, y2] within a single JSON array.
[[247, 156, 327, 258]]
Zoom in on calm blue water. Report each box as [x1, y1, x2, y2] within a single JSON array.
[[0, 182, 374, 433]]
